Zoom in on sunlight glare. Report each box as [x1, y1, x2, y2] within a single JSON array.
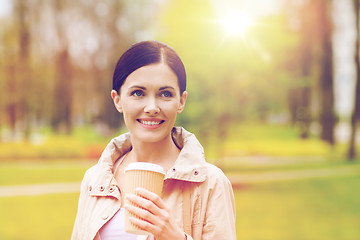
[[220, 10, 255, 37]]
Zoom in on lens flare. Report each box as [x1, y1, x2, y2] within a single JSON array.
[[219, 10, 255, 37]]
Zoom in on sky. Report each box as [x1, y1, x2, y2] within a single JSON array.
[[0, 0, 12, 17]]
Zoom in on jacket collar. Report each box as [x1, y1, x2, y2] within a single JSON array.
[[165, 127, 207, 182], [97, 127, 207, 183]]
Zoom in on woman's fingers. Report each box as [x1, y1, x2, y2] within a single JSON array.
[[125, 188, 185, 240], [125, 202, 156, 224], [135, 188, 167, 209], [125, 190, 167, 223], [126, 192, 162, 216], [125, 193, 167, 235], [128, 215, 165, 236]]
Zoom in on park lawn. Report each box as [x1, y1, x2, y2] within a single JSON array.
[[0, 193, 79, 240], [235, 175, 360, 240], [0, 174, 359, 240], [0, 160, 96, 186]]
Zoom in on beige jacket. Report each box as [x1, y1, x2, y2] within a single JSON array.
[[71, 127, 236, 240]]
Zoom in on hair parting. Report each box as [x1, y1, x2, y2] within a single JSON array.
[[112, 40, 186, 95]]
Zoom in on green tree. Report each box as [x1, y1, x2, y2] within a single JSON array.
[[285, 0, 336, 143], [156, 0, 298, 162]]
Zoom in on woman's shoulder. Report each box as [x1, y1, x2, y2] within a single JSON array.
[[84, 163, 99, 178], [204, 162, 232, 186], [194, 163, 234, 201], [79, 164, 99, 187]]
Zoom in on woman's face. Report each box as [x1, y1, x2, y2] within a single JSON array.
[[112, 63, 187, 144]]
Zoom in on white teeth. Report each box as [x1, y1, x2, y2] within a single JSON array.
[[141, 121, 161, 125]]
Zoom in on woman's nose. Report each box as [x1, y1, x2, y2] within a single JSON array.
[[144, 98, 160, 115]]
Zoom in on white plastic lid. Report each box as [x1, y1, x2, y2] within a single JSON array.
[[124, 162, 166, 175]]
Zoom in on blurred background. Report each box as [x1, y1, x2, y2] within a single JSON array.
[[0, 0, 359, 239]]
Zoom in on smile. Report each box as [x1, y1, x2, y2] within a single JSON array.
[[139, 120, 163, 125], [137, 119, 165, 128]]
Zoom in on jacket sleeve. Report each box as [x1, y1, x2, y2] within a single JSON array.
[[202, 166, 236, 240], [71, 168, 92, 240]]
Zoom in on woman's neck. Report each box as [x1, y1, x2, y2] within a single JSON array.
[[128, 134, 180, 172]]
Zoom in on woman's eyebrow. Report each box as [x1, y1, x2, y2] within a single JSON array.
[[129, 85, 146, 90], [159, 86, 175, 91]]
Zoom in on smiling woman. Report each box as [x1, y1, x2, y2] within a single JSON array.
[[71, 41, 236, 240], [113, 63, 186, 143]]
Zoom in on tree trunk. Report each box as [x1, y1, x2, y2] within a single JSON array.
[[12, 0, 33, 140], [215, 113, 231, 170], [51, 0, 73, 134], [294, 0, 314, 139], [318, 0, 336, 145], [6, 64, 17, 133], [101, 1, 128, 131], [348, 0, 360, 160], [51, 49, 72, 134], [299, 87, 312, 139], [16, 0, 31, 140]]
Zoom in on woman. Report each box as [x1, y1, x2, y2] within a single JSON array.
[[71, 41, 236, 240]]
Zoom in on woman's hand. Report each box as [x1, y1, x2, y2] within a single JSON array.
[[125, 188, 186, 240]]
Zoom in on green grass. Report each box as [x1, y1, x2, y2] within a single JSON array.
[[0, 193, 79, 240], [0, 160, 95, 186], [0, 161, 359, 240], [235, 175, 360, 240], [221, 156, 360, 173]]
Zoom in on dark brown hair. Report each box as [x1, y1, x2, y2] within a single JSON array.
[[112, 41, 186, 94]]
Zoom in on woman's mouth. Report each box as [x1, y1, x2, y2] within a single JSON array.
[[137, 119, 165, 128]]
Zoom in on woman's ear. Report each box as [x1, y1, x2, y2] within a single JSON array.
[[177, 91, 188, 114], [111, 90, 123, 113]]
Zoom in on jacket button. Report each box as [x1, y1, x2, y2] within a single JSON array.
[[194, 171, 199, 175], [109, 186, 115, 193], [100, 186, 105, 192], [172, 168, 176, 172], [89, 186, 92, 192]]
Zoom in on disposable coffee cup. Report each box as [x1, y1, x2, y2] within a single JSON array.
[[124, 162, 166, 235]]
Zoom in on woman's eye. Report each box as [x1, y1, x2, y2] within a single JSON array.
[[131, 90, 144, 97], [161, 91, 173, 98]]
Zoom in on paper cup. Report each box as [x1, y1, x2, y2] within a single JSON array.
[[124, 162, 165, 235]]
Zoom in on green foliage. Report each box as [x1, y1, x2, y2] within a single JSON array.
[[200, 122, 342, 162], [2, 123, 356, 161], [0, 126, 118, 159], [155, 0, 301, 146], [236, 175, 360, 240], [223, 123, 329, 156], [225, 139, 330, 157], [0, 138, 87, 159]]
